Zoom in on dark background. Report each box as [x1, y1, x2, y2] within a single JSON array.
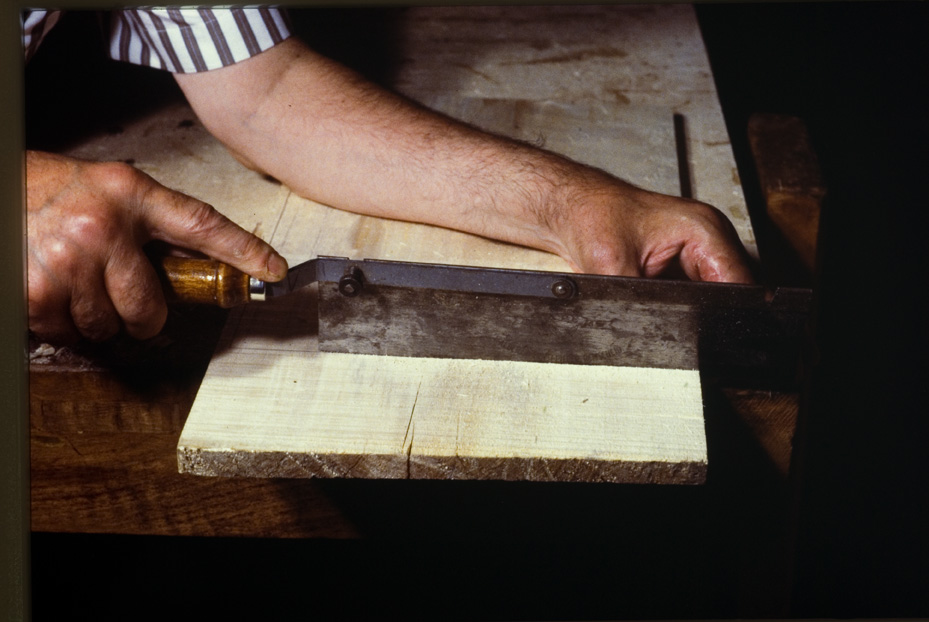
[[28, 3, 927, 619]]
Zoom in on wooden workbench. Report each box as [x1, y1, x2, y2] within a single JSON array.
[[30, 5, 803, 537], [177, 4, 751, 484]]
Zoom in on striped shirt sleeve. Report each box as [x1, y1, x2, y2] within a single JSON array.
[[108, 7, 292, 73], [22, 9, 63, 63]]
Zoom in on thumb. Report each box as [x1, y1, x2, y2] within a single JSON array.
[[134, 180, 288, 281], [678, 235, 754, 284]]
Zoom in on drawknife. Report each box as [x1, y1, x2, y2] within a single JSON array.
[[158, 255, 811, 387]]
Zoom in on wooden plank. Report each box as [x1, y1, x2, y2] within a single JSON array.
[[178, 95, 705, 483], [179, 5, 751, 484], [31, 430, 358, 538], [29, 337, 357, 538], [180, 353, 706, 483], [722, 388, 799, 477]]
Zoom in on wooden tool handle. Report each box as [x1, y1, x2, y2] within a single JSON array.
[[157, 256, 254, 308]]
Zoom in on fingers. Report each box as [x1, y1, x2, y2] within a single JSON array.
[[673, 204, 754, 284], [132, 178, 288, 282], [69, 276, 123, 341], [680, 238, 754, 284], [27, 256, 84, 345], [103, 248, 169, 340], [26, 153, 285, 344], [560, 186, 753, 284], [27, 241, 164, 343]]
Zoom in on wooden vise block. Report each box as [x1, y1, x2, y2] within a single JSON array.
[[748, 113, 826, 274]]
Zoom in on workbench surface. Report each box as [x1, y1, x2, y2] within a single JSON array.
[[167, 4, 748, 483], [30, 5, 795, 537]]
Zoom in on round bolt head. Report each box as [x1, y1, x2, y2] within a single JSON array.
[[338, 269, 364, 297], [551, 279, 576, 299]]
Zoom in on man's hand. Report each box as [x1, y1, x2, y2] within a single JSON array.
[[541, 169, 754, 283], [176, 39, 753, 285], [26, 150, 287, 343]]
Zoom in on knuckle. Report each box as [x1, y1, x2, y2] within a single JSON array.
[[689, 202, 730, 231], [666, 200, 734, 243], [114, 278, 168, 340], [68, 208, 119, 243], [180, 200, 225, 238], [91, 160, 146, 197], [579, 238, 638, 277], [233, 232, 270, 262], [71, 306, 120, 342], [182, 202, 271, 264]]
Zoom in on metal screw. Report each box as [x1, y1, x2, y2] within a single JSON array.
[[339, 267, 364, 297], [551, 278, 576, 299]]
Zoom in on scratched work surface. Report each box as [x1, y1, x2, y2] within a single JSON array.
[[169, 5, 749, 483], [391, 5, 756, 253]]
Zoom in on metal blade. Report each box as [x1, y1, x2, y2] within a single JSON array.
[[262, 257, 319, 298], [311, 257, 812, 387]]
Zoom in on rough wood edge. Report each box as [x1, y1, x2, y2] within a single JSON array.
[[178, 447, 707, 485]]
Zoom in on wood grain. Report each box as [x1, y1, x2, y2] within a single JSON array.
[[30, 353, 357, 538], [178, 96, 707, 483], [47, 5, 753, 485], [179, 6, 753, 483], [723, 388, 799, 476], [28, 4, 782, 534], [31, 430, 358, 538], [179, 348, 707, 483]]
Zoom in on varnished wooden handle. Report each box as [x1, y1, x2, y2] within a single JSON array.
[[157, 256, 254, 308]]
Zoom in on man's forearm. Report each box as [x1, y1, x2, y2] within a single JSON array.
[[176, 38, 752, 282], [177, 40, 585, 255]]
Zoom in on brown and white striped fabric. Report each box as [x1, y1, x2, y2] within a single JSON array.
[[22, 9, 62, 62], [23, 7, 292, 73]]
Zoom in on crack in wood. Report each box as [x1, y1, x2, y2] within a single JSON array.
[[402, 382, 421, 478]]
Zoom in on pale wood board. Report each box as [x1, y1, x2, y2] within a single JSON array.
[[169, 5, 750, 483], [177, 96, 705, 483]]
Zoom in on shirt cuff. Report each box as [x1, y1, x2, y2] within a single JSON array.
[[109, 7, 292, 73]]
